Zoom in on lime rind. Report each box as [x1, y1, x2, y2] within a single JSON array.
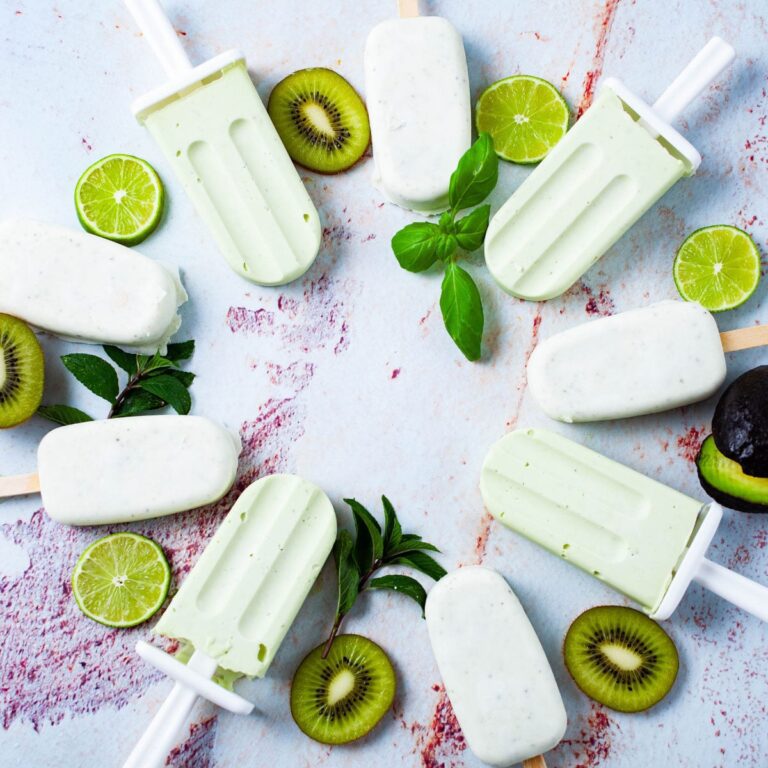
[[673, 224, 761, 312], [475, 75, 569, 164], [75, 154, 165, 246]]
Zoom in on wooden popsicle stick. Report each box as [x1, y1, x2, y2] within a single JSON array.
[[720, 325, 768, 353], [523, 757, 547, 768], [398, 0, 419, 18], [0, 472, 40, 498]]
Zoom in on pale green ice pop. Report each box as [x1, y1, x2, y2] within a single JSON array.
[[124, 0, 321, 286], [485, 38, 734, 301]]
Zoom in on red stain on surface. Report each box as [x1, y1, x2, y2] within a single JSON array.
[[576, 0, 622, 118], [410, 685, 466, 768], [580, 282, 615, 316], [473, 511, 493, 564], [166, 716, 217, 768], [555, 703, 619, 767], [226, 306, 274, 334], [676, 426, 706, 464], [81, 137, 92, 152], [391, 368, 401, 379], [755, 529, 767, 550]]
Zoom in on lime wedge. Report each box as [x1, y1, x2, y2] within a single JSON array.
[[673, 225, 761, 312], [74, 154, 164, 245], [72, 532, 171, 628], [475, 75, 569, 163]]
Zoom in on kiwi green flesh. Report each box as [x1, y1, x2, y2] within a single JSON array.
[[0, 314, 44, 428], [697, 435, 768, 513], [564, 606, 678, 713], [268, 68, 370, 174], [290, 634, 395, 744]]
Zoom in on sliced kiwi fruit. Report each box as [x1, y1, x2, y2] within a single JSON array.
[[290, 634, 395, 744], [564, 606, 679, 712], [0, 314, 44, 428], [268, 68, 370, 174]]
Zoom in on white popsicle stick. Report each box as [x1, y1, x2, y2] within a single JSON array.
[[124, 0, 192, 76], [397, 0, 419, 18], [719, 325, 768, 353], [0, 472, 40, 498], [652, 37, 735, 124], [123, 643, 253, 768]]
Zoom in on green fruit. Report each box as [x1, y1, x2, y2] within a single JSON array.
[[75, 154, 165, 245], [290, 634, 396, 744], [564, 605, 679, 713], [0, 314, 44, 428], [697, 435, 768, 513], [475, 75, 569, 163], [71, 533, 171, 628], [268, 68, 370, 174], [673, 225, 761, 312]]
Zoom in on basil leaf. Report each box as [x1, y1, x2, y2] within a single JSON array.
[[61, 354, 119, 403], [439, 262, 484, 361], [390, 550, 446, 581], [112, 389, 166, 418], [345, 498, 383, 572], [435, 234, 458, 262], [103, 346, 138, 375], [448, 133, 499, 212], [165, 340, 195, 361], [391, 222, 442, 272], [36, 404, 94, 426], [138, 375, 191, 414], [382, 496, 402, 553], [367, 575, 427, 616], [454, 204, 491, 251], [333, 530, 360, 618]]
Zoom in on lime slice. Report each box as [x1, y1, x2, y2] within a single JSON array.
[[74, 154, 164, 245], [475, 75, 569, 163], [72, 532, 171, 628], [673, 225, 761, 312]]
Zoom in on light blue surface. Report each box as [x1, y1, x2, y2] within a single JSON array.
[[0, 1, 767, 767]]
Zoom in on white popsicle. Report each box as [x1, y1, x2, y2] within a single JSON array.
[[426, 567, 567, 767], [0, 416, 240, 525], [0, 219, 186, 354]]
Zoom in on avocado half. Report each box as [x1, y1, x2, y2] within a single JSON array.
[[697, 435, 768, 513], [712, 366, 768, 478]]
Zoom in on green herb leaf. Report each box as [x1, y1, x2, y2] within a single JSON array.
[[435, 234, 458, 262], [160, 369, 196, 387], [112, 389, 166, 418], [388, 538, 441, 556], [367, 575, 428, 616], [141, 354, 178, 373], [138, 375, 192, 414], [390, 550, 446, 581], [448, 133, 498, 212], [36, 404, 94, 426], [61, 354, 120, 403], [103, 346, 138, 374], [345, 499, 384, 572], [382, 496, 402, 553], [454, 204, 491, 252], [440, 262, 484, 361], [333, 530, 360, 618], [165, 340, 195, 361], [391, 222, 442, 272]]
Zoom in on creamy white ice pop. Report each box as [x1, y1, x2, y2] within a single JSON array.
[[364, 12, 471, 212], [125, 0, 321, 286], [0, 219, 186, 353], [0, 416, 240, 525], [528, 301, 727, 422], [426, 567, 567, 767]]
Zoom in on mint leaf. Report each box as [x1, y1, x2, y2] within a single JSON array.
[[345, 499, 384, 572], [112, 389, 166, 418], [103, 346, 138, 375], [390, 551, 446, 581], [448, 133, 498, 212], [61, 354, 119, 403], [138, 375, 191, 414], [161, 369, 196, 387], [454, 204, 491, 251], [333, 530, 360, 618], [392, 222, 442, 272], [37, 404, 94, 426], [382, 496, 402, 553], [440, 262, 484, 361], [367, 575, 428, 616], [165, 340, 195, 361], [388, 538, 441, 556], [141, 354, 178, 373]]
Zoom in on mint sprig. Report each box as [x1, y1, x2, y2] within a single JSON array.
[[322, 496, 446, 658], [391, 133, 499, 361], [37, 341, 196, 424]]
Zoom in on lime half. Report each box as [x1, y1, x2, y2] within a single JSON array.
[[673, 225, 761, 312], [75, 154, 164, 245], [72, 532, 171, 628], [475, 75, 569, 163]]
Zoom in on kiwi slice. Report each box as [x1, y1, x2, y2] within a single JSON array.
[[268, 68, 370, 174], [290, 634, 395, 744], [0, 314, 44, 428], [564, 606, 679, 712]]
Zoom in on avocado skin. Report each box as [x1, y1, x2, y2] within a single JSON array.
[[697, 435, 768, 513], [712, 366, 768, 478]]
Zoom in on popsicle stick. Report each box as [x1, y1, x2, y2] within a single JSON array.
[[0, 472, 40, 498], [523, 757, 547, 768], [720, 325, 768, 353], [398, 0, 419, 18]]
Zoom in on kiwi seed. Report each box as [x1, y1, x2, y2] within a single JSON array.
[[0, 314, 44, 429]]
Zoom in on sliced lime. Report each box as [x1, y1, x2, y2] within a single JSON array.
[[475, 75, 569, 163], [72, 532, 171, 628], [74, 154, 164, 245], [673, 225, 761, 312]]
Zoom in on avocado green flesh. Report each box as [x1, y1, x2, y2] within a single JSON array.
[[697, 435, 768, 513]]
